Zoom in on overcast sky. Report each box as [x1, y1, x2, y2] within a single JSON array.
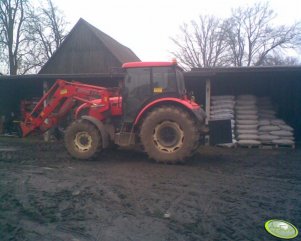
[[51, 0, 301, 61]]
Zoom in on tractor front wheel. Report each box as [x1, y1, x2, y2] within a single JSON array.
[[140, 106, 200, 163], [64, 120, 101, 160]]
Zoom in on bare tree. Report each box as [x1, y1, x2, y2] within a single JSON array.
[[225, 2, 301, 66], [0, 0, 29, 75], [171, 2, 301, 68], [0, 42, 8, 74], [29, 0, 68, 60], [0, 0, 68, 75], [171, 15, 229, 70], [223, 16, 246, 67], [21, 0, 68, 74]]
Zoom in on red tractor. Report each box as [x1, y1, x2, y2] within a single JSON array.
[[20, 61, 206, 163]]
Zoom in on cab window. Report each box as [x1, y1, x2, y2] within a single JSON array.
[[125, 68, 151, 100], [152, 67, 177, 94]]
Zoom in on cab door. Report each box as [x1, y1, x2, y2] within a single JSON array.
[[122, 67, 151, 122]]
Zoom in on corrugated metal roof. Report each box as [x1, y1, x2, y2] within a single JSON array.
[[0, 73, 124, 81], [2, 65, 301, 81], [188, 66, 301, 77]]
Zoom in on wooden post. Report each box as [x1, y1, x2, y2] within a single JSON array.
[[205, 78, 211, 145], [43, 80, 50, 142], [205, 79, 211, 124]]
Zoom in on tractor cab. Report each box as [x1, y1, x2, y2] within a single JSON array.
[[121, 61, 186, 122]]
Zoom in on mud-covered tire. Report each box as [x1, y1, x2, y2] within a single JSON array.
[[140, 106, 200, 163], [64, 120, 101, 160]]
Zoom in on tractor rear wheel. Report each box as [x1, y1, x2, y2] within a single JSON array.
[[140, 106, 200, 163], [64, 120, 101, 160]]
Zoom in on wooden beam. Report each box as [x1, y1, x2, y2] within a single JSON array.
[[205, 78, 211, 145], [205, 78, 211, 125], [43, 80, 50, 142]]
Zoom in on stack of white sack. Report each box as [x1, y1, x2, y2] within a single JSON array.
[[210, 95, 236, 145], [235, 95, 261, 146], [257, 97, 295, 146]]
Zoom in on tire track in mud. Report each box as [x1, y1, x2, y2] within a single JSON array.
[[86, 166, 213, 240], [18, 182, 101, 240], [0, 157, 99, 240]]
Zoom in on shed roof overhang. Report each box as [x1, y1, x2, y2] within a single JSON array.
[[1, 65, 301, 82], [0, 73, 124, 81], [185, 66, 301, 79]]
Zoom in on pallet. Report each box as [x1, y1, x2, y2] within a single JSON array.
[[260, 143, 295, 149], [216, 143, 237, 148], [217, 143, 295, 149], [236, 144, 261, 149]]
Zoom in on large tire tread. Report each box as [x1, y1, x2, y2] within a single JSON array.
[[64, 119, 101, 160], [140, 106, 200, 164]]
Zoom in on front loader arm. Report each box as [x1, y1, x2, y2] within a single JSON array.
[[20, 79, 111, 137]]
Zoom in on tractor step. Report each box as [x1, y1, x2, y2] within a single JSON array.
[[114, 132, 136, 146]]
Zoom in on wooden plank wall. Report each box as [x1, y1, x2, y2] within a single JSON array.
[[40, 24, 121, 74]]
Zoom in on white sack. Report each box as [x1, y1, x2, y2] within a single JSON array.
[[271, 119, 286, 125], [238, 140, 261, 145], [272, 139, 294, 145], [235, 106, 258, 111], [238, 134, 260, 140], [237, 129, 259, 135], [235, 110, 258, 115], [278, 125, 294, 132], [259, 134, 279, 141], [259, 120, 270, 126], [270, 130, 293, 137], [236, 124, 258, 130], [236, 120, 258, 125], [211, 100, 236, 106], [236, 114, 258, 120], [236, 100, 257, 105], [259, 125, 280, 132]]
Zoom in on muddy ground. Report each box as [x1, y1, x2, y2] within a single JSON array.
[[0, 138, 300, 241]]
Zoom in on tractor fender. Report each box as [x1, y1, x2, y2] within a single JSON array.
[[133, 98, 206, 126], [80, 115, 109, 148]]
